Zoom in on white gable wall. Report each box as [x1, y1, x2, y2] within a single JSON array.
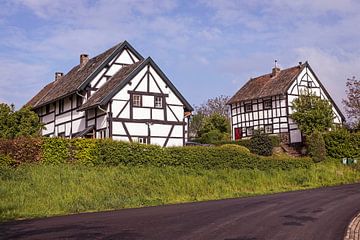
[[110, 61, 188, 146]]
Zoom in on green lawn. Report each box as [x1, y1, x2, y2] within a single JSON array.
[[0, 161, 359, 222]]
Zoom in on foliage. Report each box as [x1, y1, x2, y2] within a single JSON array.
[[0, 103, 43, 139], [195, 95, 230, 117], [71, 139, 100, 166], [323, 129, 360, 158], [307, 131, 327, 163], [343, 76, 360, 128], [1, 161, 359, 222], [0, 137, 42, 164], [41, 138, 70, 164], [290, 90, 334, 136], [249, 130, 273, 156], [212, 135, 281, 148], [197, 113, 231, 143], [0, 154, 16, 167], [190, 95, 230, 140], [220, 144, 251, 154]]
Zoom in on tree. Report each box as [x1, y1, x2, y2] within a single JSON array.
[[290, 90, 334, 136], [0, 103, 43, 139], [195, 95, 230, 117], [198, 113, 230, 143], [189, 95, 230, 139], [343, 76, 360, 128]]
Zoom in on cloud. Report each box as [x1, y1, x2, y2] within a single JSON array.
[[0, 59, 50, 106]]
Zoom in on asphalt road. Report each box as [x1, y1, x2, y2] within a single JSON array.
[[1, 183, 360, 240]]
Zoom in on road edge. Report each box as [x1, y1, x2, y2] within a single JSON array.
[[344, 212, 360, 240]]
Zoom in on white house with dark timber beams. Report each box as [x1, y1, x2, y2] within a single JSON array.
[[27, 41, 193, 147], [227, 61, 345, 144]]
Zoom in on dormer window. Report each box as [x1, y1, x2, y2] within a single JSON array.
[[133, 95, 142, 107], [154, 96, 163, 108]]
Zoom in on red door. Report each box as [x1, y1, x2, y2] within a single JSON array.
[[234, 127, 242, 140]]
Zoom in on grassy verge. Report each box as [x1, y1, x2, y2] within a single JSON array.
[[0, 160, 359, 222]]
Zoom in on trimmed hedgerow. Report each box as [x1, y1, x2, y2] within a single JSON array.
[[41, 137, 70, 164], [213, 135, 280, 148], [0, 137, 42, 164], [71, 138, 101, 166], [0, 137, 312, 170], [323, 130, 360, 159]]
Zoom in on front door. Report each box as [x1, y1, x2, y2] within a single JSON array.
[[234, 127, 242, 140]]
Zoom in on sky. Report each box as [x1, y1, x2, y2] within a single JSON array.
[[0, 0, 359, 115]]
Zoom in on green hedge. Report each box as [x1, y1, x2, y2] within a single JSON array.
[[213, 135, 280, 148], [323, 130, 360, 158], [0, 137, 312, 170]]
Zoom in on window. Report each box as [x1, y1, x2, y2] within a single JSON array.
[[154, 96, 163, 108], [76, 95, 83, 108], [263, 100, 272, 109], [265, 124, 273, 134], [245, 104, 252, 112], [45, 105, 50, 114], [137, 137, 148, 144], [133, 95, 142, 107], [59, 99, 65, 114], [308, 81, 313, 87], [246, 127, 254, 136]]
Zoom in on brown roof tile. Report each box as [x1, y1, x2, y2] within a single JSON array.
[[31, 43, 122, 108], [26, 82, 54, 107], [228, 63, 305, 104]]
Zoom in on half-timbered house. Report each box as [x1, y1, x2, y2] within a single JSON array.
[[227, 61, 345, 144], [27, 41, 193, 147]]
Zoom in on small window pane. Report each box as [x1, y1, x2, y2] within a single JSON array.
[[265, 125, 273, 133], [133, 95, 142, 107], [155, 97, 162, 108], [264, 100, 272, 109]]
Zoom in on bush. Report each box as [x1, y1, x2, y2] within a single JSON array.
[[307, 131, 327, 163], [220, 144, 251, 154], [0, 137, 42, 163], [323, 130, 360, 158], [0, 154, 16, 167], [71, 138, 100, 166], [213, 135, 280, 148], [42, 137, 70, 164], [249, 131, 273, 156]]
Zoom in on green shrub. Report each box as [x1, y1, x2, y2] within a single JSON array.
[[213, 135, 280, 148], [42, 137, 70, 164], [0, 154, 16, 167], [323, 130, 360, 158], [249, 131, 273, 156], [97, 139, 170, 166], [71, 138, 100, 166], [307, 131, 327, 163], [220, 144, 251, 154]]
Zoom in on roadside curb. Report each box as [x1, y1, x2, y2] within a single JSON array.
[[345, 212, 360, 240]]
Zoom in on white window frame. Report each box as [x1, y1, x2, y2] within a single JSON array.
[[133, 95, 142, 107], [154, 96, 163, 108]]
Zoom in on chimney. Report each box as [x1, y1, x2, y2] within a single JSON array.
[[55, 72, 63, 81], [80, 54, 89, 67], [272, 59, 280, 77]]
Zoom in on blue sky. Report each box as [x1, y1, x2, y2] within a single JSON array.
[[0, 0, 359, 114]]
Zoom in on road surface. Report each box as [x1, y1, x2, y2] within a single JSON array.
[[1, 183, 360, 240]]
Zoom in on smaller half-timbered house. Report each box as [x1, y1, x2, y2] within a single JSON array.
[[27, 41, 193, 147], [227, 61, 345, 144]]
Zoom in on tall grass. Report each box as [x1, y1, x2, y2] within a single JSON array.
[[0, 161, 359, 222]]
